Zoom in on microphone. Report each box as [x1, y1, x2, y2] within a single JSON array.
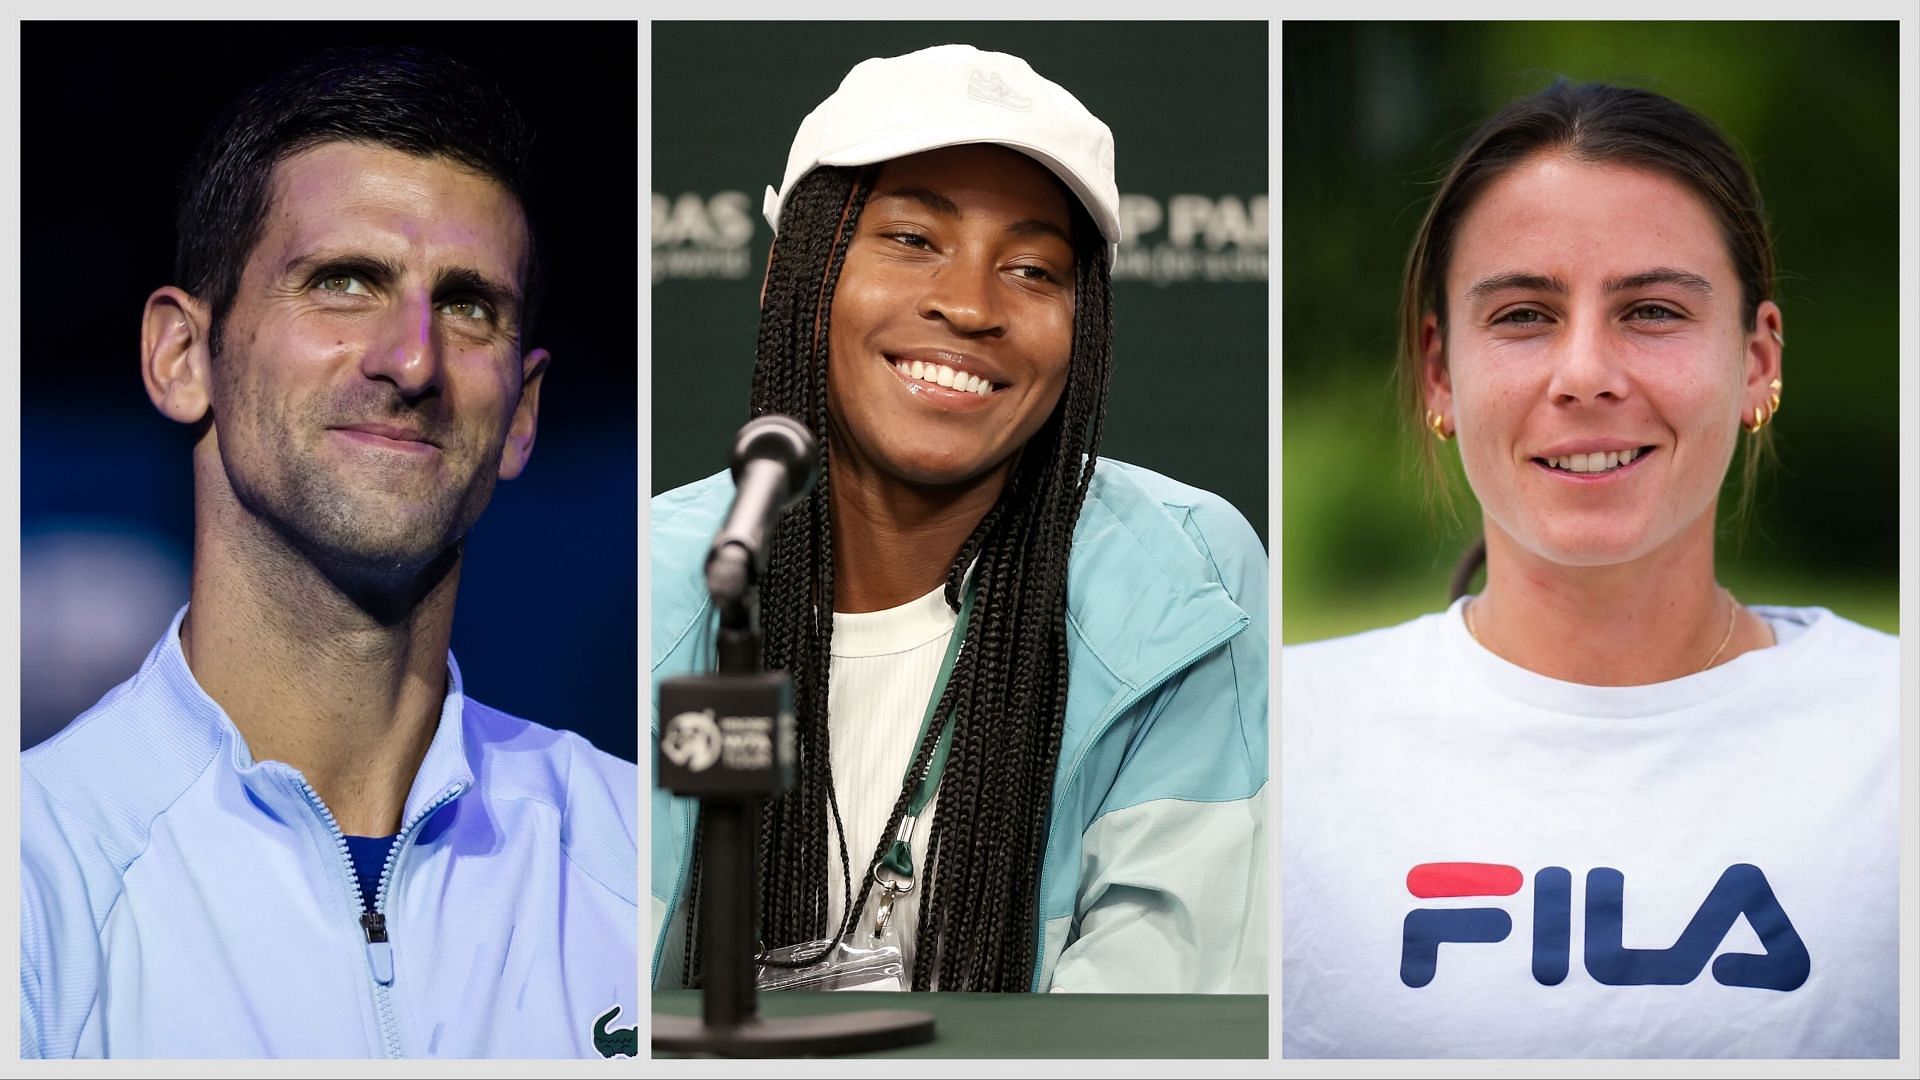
[[705, 415, 818, 605]]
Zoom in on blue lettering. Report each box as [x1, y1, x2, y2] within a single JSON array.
[[1531, 866, 1572, 986], [1584, 864, 1809, 991], [1400, 908, 1511, 988]]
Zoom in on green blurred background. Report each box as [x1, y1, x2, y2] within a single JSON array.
[[1282, 22, 1900, 643]]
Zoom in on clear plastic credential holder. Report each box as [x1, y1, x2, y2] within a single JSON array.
[[756, 900, 908, 992]]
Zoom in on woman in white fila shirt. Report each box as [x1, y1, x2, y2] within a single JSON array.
[[1281, 80, 1898, 1058]]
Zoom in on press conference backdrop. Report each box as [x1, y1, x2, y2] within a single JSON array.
[[652, 22, 1269, 548], [20, 23, 639, 760], [1282, 22, 1901, 642]]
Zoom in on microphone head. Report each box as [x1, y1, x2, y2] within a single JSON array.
[[730, 414, 818, 506]]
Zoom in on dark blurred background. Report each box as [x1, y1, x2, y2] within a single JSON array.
[[652, 22, 1269, 545], [20, 22, 638, 759], [1282, 22, 1899, 642]]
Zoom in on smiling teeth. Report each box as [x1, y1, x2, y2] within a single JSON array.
[[894, 360, 994, 397], [1546, 448, 1639, 473]]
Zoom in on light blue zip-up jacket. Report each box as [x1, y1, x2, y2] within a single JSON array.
[[20, 608, 640, 1058], [650, 459, 1268, 992]]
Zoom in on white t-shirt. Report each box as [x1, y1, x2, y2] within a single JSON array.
[[822, 581, 958, 981], [1281, 601, 1898, 1058]]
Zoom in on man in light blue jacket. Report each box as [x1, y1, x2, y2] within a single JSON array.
[[650, 45, 1266, 994], [20, 48, 637, 1058]]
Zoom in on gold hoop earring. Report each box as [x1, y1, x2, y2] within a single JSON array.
[[1428, 410, 1452, 442], [1768, 377, 1782, 419]]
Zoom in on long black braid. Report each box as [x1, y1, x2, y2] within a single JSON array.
[[680, 163, 1114, 992]]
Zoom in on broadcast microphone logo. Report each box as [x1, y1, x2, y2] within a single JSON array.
[[661, 710, 722, 772]]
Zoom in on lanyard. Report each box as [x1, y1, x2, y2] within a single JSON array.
[[871, 579, 975, 931]]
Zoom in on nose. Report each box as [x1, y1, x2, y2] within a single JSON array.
[[914, 250, 1005, 337], [1546, 313, 1629, 406], [359, 290, 444, 400]]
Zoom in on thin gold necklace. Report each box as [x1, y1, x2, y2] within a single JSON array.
[[1465, 586, 1741, 675]]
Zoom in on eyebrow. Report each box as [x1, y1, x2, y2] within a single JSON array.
[[1601, 267, 1714, 296], [283, 251, 522, 318], [1005, 217, 1074, 247], [877, 186, 1074, 248], [434, 266, 522, 321], [884, 186, 961, 218], [1465, 267, 1714, 302], [284, 250, 404, 287]]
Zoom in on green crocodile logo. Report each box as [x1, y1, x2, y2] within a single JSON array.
[[593, 1004, 638, 1058]]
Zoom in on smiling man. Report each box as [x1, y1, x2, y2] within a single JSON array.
[[20, 48, 637, 1059]]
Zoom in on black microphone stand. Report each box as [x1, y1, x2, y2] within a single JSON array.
[[652, 479, 936, 1057]]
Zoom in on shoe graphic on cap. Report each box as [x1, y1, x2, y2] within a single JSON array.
[[967, 69, 1033, 112]]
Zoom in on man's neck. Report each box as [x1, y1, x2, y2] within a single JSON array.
[[1471, 508, 1768, 686], [829, 456, 1011, 614], [183, 489, 459, 837]]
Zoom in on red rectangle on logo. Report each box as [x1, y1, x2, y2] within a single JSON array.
[[1407, 862, 1524, 898]]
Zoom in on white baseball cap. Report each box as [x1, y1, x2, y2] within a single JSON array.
[[763, 44, 1121, 252]]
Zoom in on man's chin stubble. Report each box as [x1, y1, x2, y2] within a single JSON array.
[[234, 476, 481, 607]]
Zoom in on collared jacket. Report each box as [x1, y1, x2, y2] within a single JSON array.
[[649, 459, 1268, 992], [20, 608, 640, 1058]]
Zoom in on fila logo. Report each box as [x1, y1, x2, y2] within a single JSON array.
[[1400, 862, 1809, 991]]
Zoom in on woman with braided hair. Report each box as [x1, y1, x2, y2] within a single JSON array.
[[650, 45, 1267, 993], [1281, 81, 1897, 1057]]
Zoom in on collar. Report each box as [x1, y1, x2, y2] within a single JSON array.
[[1440, 594, 1841, 718], [153, 605, 477, 829], [832, 579, 962, 658]]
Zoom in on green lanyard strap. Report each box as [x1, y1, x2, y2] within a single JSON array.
[[876, 580, 976, 884]]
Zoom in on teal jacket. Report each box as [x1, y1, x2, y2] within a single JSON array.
[[649, 459, 1268, 991]]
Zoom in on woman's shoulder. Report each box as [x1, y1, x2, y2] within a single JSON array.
[[1276, 612, 1456, 751], [1751, 604, 1899, 680], [648, 471, 734, 594], [1071, 459, 1267, 635], [1281, 611, 1453, 687], [650, 470, 733, 539], [648, 472, 732, 669], [1077, 459, 1266, 584], [1754, 603, 1895, 642], [1083, 459, 1260, 546], [1287, 606, 1453, 650]]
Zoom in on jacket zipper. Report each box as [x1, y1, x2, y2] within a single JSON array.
[[1028, 615, 1248, 989], [293, 773, 466, 1058]]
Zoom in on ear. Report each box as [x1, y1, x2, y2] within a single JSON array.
[[1421, 311, 1453, 430], [498, 347, 549, 481], [1744, 300, 1784, 424], [142, 287, 215, 425]]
